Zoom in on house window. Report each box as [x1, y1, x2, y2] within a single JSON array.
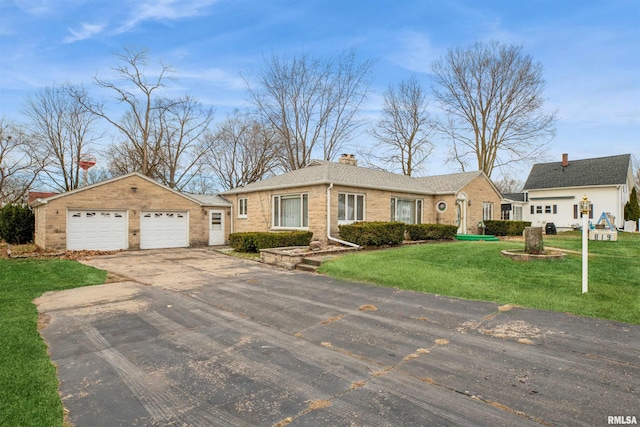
[[536, 205, 543, 214], [273, 194, 308, 228], [513, 206, 523, 221], [545, 205, 552, 214], [238, 198, 247, 218], [338, 193, 365, 223], [390, 198, 422, 224], [483, 202, 493, 221]]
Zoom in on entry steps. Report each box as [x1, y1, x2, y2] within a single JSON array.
[[455, 234, 500, 242], [295, 255, 340, 273]]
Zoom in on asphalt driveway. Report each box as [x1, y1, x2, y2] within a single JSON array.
[[36, 248, 639, 426]]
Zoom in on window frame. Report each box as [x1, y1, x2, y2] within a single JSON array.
[[272, 193, 309, 229], [482, 202, 494, 221], [390, 197, 423, 224], [238, 197, 248, 218], [338, 192, 365, 224]]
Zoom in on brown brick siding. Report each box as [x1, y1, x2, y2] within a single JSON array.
[[231, 174, 501, 240], [34, 174, 230, 250]]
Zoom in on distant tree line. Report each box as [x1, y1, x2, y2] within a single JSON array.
[[2, 40, 564, 204]]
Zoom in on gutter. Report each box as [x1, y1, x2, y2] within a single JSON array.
[[326, 183, 360, 248]]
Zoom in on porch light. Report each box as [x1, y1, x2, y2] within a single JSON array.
[[580, 195, 590, 293], [579, 195, 590, 215]]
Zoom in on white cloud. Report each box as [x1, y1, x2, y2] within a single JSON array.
[[64, 22, 107, 43], [118, 0, 219, 33], [385, 31, 443, 74]]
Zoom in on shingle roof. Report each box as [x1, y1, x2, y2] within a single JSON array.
[[416, 171, 484, 193], [187, 193, 232, 206], [222, 160, 487, 195], [502, 192, 526, 202], [523, 154, 632, 190], [31, 172, 232, 207]]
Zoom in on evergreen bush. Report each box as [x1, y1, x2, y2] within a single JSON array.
[[338, 221, 405, 246], [484, 220, 531, 236], [0, 204, 35, 244], [624, 187, 640, 222], [228, 231, 313, 252], [405, 224, 458, 240]]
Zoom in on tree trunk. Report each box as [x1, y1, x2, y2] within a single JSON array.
[[524, 227, 544, 255]]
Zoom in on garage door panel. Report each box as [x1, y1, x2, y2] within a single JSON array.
[[67, 210, 127, 251], [140, 211, 188, 249]]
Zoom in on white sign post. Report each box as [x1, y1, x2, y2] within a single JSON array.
[[580, 195, 591, 293]]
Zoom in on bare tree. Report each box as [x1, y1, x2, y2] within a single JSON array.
[[431, 40, 557, 177], [204, 111, 279, 191], [0, 118, 40, 204], [22, 84, 98, 191], [370, 76, 433, 176], [155, 96, 214, 190], [70, 48, 175, 178], [71, 48, 215, 189], [493, 175, 523, 194], [246, 48, 373, 171]]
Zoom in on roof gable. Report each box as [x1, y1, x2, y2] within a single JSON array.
[[32, 172, 231, 207], [523, 154, 632, 190]]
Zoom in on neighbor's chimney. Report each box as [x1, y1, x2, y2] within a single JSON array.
[[339, 153, 358, 166], [562, 153, 568, 167]]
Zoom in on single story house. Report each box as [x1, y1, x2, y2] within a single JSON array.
[[502, 153, 634, 231], [32, 172, 232, 250], [221, 154, 502, 243]]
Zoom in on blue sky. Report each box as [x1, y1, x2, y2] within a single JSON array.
[[1, 0, 638, 179]]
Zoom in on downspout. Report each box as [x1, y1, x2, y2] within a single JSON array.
[[326, 183, 360, 248]]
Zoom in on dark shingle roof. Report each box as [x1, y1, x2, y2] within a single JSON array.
[[523, 154, 632, 190], [502, 192, 526, 202]]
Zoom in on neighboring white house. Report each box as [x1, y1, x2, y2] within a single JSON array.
[[512, 153, 634, 231]]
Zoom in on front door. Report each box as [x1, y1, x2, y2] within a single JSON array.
[[456, 196, 467, 235], [209, 210, 225, 245]]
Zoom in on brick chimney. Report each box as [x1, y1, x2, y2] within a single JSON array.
[[562, 153, 568, 167], [338, 154, 357, 166]]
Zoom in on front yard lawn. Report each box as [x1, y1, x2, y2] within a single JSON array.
[[319, 232, 640, 324], [0, 258, 106, 427]]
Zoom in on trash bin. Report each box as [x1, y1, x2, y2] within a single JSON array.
[[545, 222, 556, 235]]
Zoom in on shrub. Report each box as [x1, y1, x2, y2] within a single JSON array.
[[228, 231, 313, 252], [484, 220, 531, 236], [0, 204, 35, 244], [405, 224, 458, 241], [624, 187, 640, 222], [339, 221, 405, 247]]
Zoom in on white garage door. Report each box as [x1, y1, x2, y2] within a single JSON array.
[[67, 210, 128, 251], [140, 211, 189, 249]]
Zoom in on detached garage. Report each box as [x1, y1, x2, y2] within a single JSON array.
[[33, 173, 232, 251], [67, 210, 128, 250], [140, 211, 188, 249]]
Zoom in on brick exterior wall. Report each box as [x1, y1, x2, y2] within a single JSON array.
[[34, 174, 231, 250], [230, 174, 501, 241]]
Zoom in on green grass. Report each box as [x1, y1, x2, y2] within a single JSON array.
[[0, 259, 106, 427], [319, 233, 640, 324]]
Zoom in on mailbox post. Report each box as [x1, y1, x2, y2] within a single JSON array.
[[579, 195, 591, 293]]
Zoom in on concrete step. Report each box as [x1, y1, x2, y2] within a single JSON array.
[[295, 263, 320, 273], [301, 257, 323, 266]]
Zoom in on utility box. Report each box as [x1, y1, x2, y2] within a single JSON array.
[[589, 230, 618, 241]]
